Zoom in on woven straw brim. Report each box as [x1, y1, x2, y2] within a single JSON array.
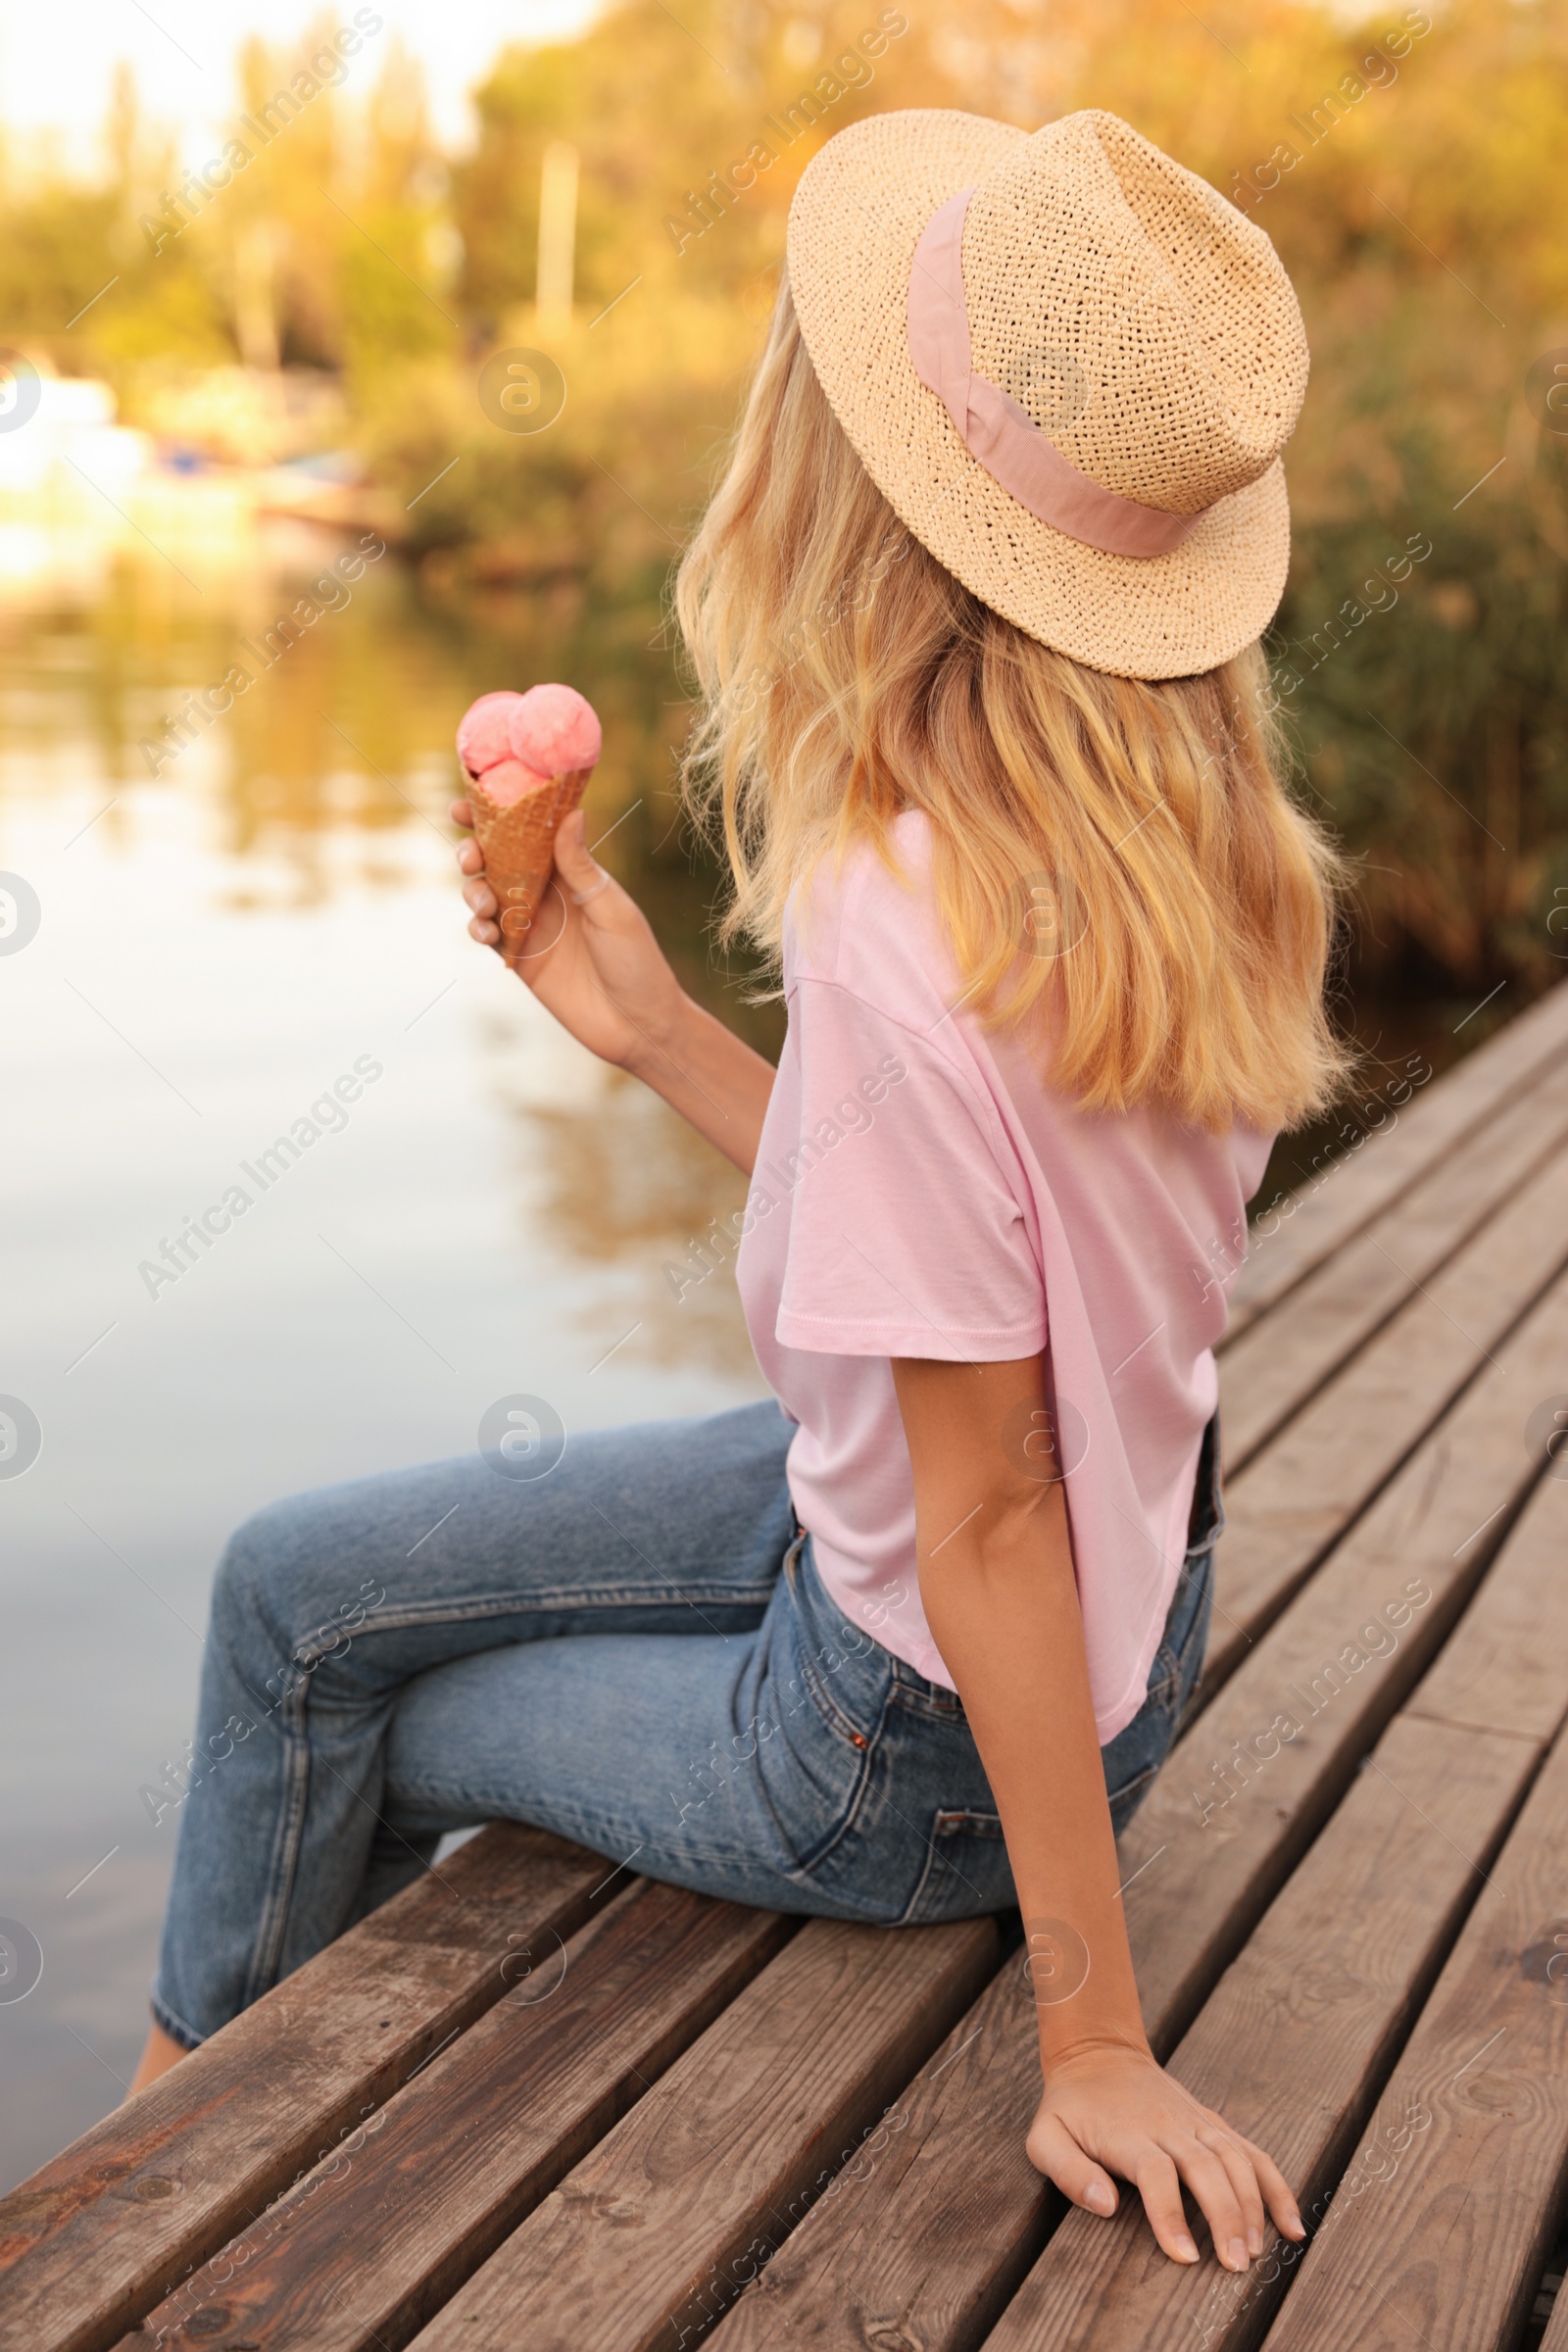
[[786, 109, 1291, 681]]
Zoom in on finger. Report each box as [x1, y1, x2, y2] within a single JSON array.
[[449, 795, 474, 831], [1129, 2149, 1200, 2264], [1198, 2128, 1266, 2257], [553, 807, 612, 905], [462, 875, 497, 917], [1215, 2123, 1304, 2241], [456, 839, 484, 875], [467, 911, 499, 947], [1167, 2139, 1250, 2272], [1026, 2113, 1119, 2220]]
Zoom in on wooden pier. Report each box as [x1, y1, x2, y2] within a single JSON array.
[[5, 978, 1568, 2352]]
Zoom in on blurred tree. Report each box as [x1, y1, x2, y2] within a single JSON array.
[[335, 40, 457, 391], [3, 0, 1568, 1000]]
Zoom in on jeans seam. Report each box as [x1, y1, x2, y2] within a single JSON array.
[[785, 1765, 873, 1880], [900, 1837, 950, 1928], [890, 1672, 965, 1724], [781, 1675, 888, 1879], [242, 1673, 313, 2007], [786, 1542, 893, 1752], [1145, 1649, 1181, 1710], [294, 1586, 780, 1652]]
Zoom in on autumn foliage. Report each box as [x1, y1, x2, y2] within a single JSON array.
[[2, 0, 1566, 998]]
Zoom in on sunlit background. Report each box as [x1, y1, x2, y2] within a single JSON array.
[[2, 0, 1565, 2188]]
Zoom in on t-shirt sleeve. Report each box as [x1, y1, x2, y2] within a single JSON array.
[[765, 977, 1047, 1361]]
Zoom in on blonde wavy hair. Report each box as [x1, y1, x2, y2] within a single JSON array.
[[674, 275, 1350, 1134]]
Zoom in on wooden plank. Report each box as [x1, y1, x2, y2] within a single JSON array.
[[1405, 1471, 1568, 1748], [982, 1715, 1540, 2351], [1202, 1140, 1568, 1695], [0, 1823, 609, 2352], [1258, 1715, 1568, 2350], [1219, 1054, 1568, 1471], [709, 1262, 1568, 2351], [105, 1880, 791, 2352], [1119, 1256, 1568, 2038], [710, 1969, 1056, 2352], [407, 1915, 1002, 2352], [980, 1479, 1568, 2350], [1537, 2228, 1568, 2346], [1224, 975, 1568, 1340]]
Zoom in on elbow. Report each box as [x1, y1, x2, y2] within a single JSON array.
[[918, 1482, 1070, 1597]]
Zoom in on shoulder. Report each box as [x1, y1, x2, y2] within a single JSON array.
[[783, 812, 958, 1027]]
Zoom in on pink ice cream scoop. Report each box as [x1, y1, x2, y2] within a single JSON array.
[[508, 681, 602, 781], [456, 683, 602, 806], [455, 690, 522, 780], [455, 682, 604, 967], [472, 756, 543, 808]]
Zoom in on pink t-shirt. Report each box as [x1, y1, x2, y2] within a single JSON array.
[[733, 810, 1275, 1743]]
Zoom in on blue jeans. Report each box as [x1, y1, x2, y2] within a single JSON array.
[[151, 1401, 1220, 2047]]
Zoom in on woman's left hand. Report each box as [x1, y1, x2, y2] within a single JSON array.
[[1026, 2038, 1303, 2269]]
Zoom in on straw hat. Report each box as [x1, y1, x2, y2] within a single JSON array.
[[785, 109, 1309, 680]]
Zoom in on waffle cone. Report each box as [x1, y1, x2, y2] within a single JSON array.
[[468, 768, 592, 969]]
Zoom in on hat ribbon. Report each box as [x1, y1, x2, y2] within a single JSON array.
[[906, 189, 1207, 561]]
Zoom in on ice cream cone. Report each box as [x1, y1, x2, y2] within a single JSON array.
[[456, 681, 602, 968], [467, 766, 592, 968]]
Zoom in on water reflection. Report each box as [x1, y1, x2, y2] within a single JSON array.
[[515, 1080, 757, 1382], [0, 498, 774, 2188]]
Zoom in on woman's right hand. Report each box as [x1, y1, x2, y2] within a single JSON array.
[[453, 799, 687, 1074], [1027, 2039, 1303, 2268]]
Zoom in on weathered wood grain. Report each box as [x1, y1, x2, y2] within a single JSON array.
[[1121, 1256, 1568, 2041], [1219, 1055, 1568, 1471], [710, 1963, 1054, 2352], [0, 1823, 609, 2352], [1257, 1712, 1568, 2351], [103, 1880, 793, 2352], [707, 1263, 1568, 2350], [1224, 975, 1568, 1339], [1404, 1472, 1568, 1747], [985, 1714, 1539, 2350], [1535, 2204, 1568, 2347], [1202, 1141, 1568, 1694], [408, 1914, 1002, 2352], [984, 1491, 1568, 2348]]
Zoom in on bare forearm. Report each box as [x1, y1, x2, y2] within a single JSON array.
[[891, 1356, 1148, 2067], [919, 1498, 1148, 2066], [622, 993, 775, 1176], [893, 1355, 1300, 2264]]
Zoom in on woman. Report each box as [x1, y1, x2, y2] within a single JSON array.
[[133, 105, 1346, 2274]]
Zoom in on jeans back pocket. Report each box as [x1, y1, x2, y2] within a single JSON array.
[[899, 1806, 1012, 1926]]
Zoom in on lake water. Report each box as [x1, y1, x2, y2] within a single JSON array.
[[0, 498, 774, 2187]]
